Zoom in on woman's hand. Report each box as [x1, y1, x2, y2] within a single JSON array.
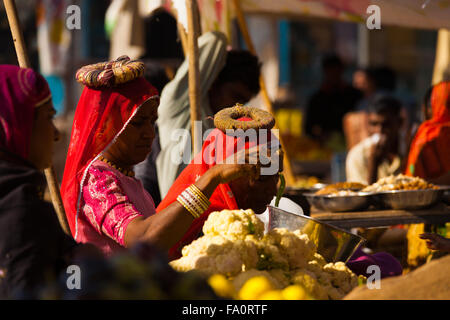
[[212, 146, 261, 184], [419, 233, 450, 252]]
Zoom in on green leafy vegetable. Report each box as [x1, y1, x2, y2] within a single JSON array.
[[275, 173, 286, 207]]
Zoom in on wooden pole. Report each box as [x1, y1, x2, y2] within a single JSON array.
[[4, 0, 71, 236], [177, 22, 188, 56], [232, 0, 296, 186], [3, 0, 30, 67], [186, 0, 202, 156]]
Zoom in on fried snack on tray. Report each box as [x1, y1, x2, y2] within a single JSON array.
[[362, 174, 439, 192], [315, 182, 367, 196]]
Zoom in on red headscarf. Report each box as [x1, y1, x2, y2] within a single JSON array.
[[157, 120, 278, 260], [405, 81, 450, 179], [61, 77, 159, 239], [0, 65, 51, 159]]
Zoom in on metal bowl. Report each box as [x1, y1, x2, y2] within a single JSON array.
[[374, 188, 444, 210], [303, 192, 374, 212], [439, 185, 450, 205], [268, 206, 365, 263], [284, 183, 328, 195]]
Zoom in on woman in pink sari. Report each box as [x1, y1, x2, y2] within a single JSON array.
[[61, 57, 261, 257]]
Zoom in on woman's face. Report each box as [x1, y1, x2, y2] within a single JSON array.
[[229, 173, 279, 214], [104, 99, 158, 167], [28, 101, 61, 169]]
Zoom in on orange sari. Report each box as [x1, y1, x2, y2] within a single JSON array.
[[404, 81, 450, 268], [405, 81, 450, 179]]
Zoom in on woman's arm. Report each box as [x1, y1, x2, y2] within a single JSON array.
[[125, 156, 260, 251], [124, 167, 220, 250]]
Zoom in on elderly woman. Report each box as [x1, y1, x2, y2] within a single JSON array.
[[61, 57, 260, 257], [157, 114, 282, 259], [0, 65, 78, 298]]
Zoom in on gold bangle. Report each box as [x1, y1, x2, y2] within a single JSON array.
[[177, 195, 200, 219], [189, 184, 208, 201], [182, 191, 206, 213], [177, 196, 200, 219], [185, 188, 209, 211], [189, 185, 211, 207]]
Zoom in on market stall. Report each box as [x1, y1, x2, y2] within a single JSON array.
[[306, 175, 450, 229], [311, 203, 450, 229]]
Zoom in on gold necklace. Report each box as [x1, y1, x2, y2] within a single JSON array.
[[99, 155, 135, 177]]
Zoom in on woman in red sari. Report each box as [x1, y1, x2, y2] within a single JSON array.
[[157, 120, 284, 260], [157, 120, 403, 278], [61, 57, 261, 257], [405, 81, 450, 182], [404, 81, 450, 267]]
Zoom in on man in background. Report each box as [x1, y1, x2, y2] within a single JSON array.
[[156, 31, 261, 198], [346, 94, 404, 185]]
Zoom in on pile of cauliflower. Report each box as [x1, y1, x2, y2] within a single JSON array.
[[170, 209, 364, 300]]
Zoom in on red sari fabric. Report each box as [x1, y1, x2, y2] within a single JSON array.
[[405, 81, 450, 179], [157, 120, 277, 260], [0, 65, 51, 158], [61, 78, 159, 239]]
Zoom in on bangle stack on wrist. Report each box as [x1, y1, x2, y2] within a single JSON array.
[[177, 184, 211, 219]]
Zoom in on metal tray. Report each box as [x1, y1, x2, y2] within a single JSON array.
[[373, 187, 445, 210], [303, 192, 374, 212], [268, 206, 365, 263], [284, 183, 328, 195], [442, 186, 450, 205]]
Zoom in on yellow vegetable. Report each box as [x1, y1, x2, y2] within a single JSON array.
[[238, 276, 274, 300], [259, 290, 284, 300], [282, 285, 310, 300], [208, 274, 235, 298]]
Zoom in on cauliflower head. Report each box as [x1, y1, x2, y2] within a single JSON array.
[[323, 262, 359, 294], [170, 235, 259, 276], [262, 228, 316, 269], [202, 209, 265, 240], [290, 269, 329, 300]]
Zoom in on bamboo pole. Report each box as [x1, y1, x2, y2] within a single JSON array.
[[177, 22, 188, 56], [232, 0, 296, 186], [186, 0, 202, 156], [4, 0, 71, 236]]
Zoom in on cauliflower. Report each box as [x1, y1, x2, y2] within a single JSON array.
[[306, 260, 332, 287], [172, 209, 361, 301], [254, 241, 290, 271], [323, 262, 359, 294], [202, 209, 265, 240], [290, 269, 329, 300], [262, 228, 316, 269], [312, 252, 327, 267], [170, 235, 259, 276], [267, 269, 291, 288]]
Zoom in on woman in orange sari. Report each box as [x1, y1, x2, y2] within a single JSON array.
[[404, 80, 450, 268], [405, 81, 450, 181]]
